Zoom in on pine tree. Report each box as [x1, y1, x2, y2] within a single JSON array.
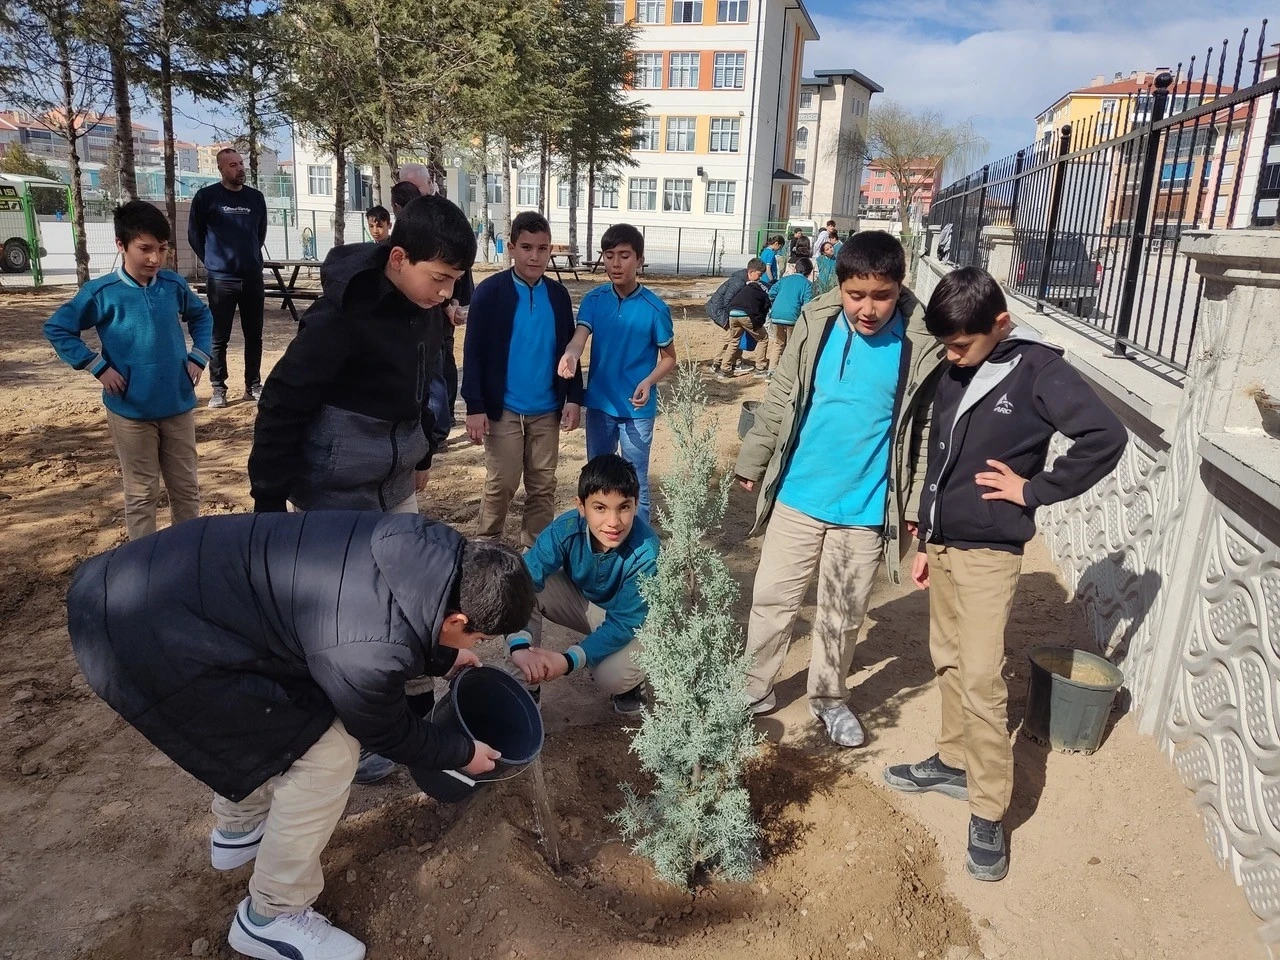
[[613, 364, 761, 889]]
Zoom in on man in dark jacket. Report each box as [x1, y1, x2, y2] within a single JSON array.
[[704, 257, 765, 329], [67, 511, 534, 960], [248, 195, 477, 514], [462, 211, 584, 547], [715, 272, 772, 379]]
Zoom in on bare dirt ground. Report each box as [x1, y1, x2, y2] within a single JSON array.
[[0, 270, 1264, 960]]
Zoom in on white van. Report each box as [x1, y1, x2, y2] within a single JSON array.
[[0, 173, 54, 273]]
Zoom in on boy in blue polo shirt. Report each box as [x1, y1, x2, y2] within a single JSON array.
[[758, 235, 785, 287], [558, 223, 677, 522], [44, 201, 212, 541]]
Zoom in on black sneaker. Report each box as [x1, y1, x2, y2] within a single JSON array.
[[612, 684, 645, 716], [208, 387, 228, 409], [967, 815, 1008, 881], [882, 754, 969, 800]]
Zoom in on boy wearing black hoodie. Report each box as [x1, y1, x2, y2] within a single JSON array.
[[715, 273, 771, 379], [883, 267, 1126, 882]]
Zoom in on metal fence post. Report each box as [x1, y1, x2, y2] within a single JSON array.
[[712, 228, 719, 274], [284, 215, 290, 259], [676, 226, 682, 275], [1114, 71, 1173, 355], [1008, 149, 1027, 226], [973, 164, 991, 265], [1036, 124, 1074, 312]]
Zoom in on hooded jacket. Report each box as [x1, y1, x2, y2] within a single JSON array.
[[705, 268, 748, 329], [727, 280, 771, 330], [66, 512, 476, 801], [917, 326, 1127, 553], [249, 242, 446, 512]]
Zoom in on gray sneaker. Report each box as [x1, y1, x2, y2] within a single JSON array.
[[612, 684, 646, 716], [967, 815, 1009, 882], [882, 754, 969, 800], [353, 750, 396, 784], [749, 690, 777, 715], [813, 703, 866, 748], [245, 380, 263, 401], [208, 387, 228, 409]]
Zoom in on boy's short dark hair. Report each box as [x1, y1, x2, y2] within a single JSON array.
[[746, 257, 766, 274], [458, 540, 537, 636], [925, 266, 1008, 337], [578, 454, 640, 503], [600, 223, 644, 259], [794, 256, 814, 276], [826, 219, 836, 228], [366, 205, 390, 224], [114, 201, 170, 247], [511, 211, 552, 244], [836, 230, 906, 285], [387, 195, 478, 269], [390, 180, 421, 212]]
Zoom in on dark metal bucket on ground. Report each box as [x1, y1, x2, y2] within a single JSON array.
[[409, 666, 544, 802], [738, 400, 759, 439], [1023, 646, 1124, 755]]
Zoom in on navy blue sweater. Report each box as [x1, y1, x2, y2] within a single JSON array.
[[462, 269, 584, 421], [188, 183, 267, 278]]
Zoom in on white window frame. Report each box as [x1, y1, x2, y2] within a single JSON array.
[[705, 179, 736, 214], [795, 126, 809, 148], [634, 117, 661, 151], [713, 52, 746, 90], [799, 91, 814, 110], [789, 186, 805, 213], [717, 0, 748, 22], [604, 0, 625, 23], [671, 0, 702, 22], [668, 52, 700, 89], [594, 175, 620, 209], [663, 178, 692, 212], [709, 117, 740, 153], [557, 179, 586, 208], [517, 170, 540, 206], [665, 117, 696, 152], [636, 0, 665, 23], [307, 164, 332, 196], [629, 177, 657, 211], [794, 158, 806, 176], [634, 53, 663, 89]]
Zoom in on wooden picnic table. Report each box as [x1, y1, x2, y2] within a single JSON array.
[[547, 244, 581, 283], [263, 258, 321, 323]]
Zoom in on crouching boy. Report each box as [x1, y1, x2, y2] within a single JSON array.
[[883, 267, 1126, 882], [505, 454, 660, 716], [66, 512, 535, 960]]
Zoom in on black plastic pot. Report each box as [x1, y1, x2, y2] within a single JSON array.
[[738, 400, 759, 440], [1023, 646, 1124, 755], [409, 666, 544, 803]]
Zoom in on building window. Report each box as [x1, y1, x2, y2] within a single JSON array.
[[663, 178, 692, 212], [594, 176, 620, 209], [604, 0, 624, 23], [713, 52, 746, 89], [669, 52, 699, 89], [469, 173, 504, 204], [794, 158, 806, 176], [873, 183, 885, 192], [518, 170, 540, 206], [307, 164, 332, 196], [634, 53, 663, 89], [557, 179, 586, 208], [665, 116, 696, 152], [634, 117, 661, 151], [636, 0, 664, 23], [1220, 161, 1236, 181], [671, 0, 702, 22], [705, 179, 736, 214], [710, 117, 740, 152], [790, 186, 804, 213], [795, 126, 809, 148], [717, 0, 748, 21], [800, 91, 814, 110], [629, 177, 658, 211]]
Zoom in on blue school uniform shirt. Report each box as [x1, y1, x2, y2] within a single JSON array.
[[758, 246, 779, 286], [777, 311, 904, 527], [577, 283, 674, 420], [43, 266, 213, 421], [503, 272, 559, 415], [768, 273, 815, 325]]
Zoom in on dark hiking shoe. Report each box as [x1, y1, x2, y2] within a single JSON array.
[[208, 387, 228, 409], [353, 750, 396, 785], [882, 754, 969, 800], [612, 684, 646, 716], [966, 815, 1009, 882], [245, 381, 263, 402]]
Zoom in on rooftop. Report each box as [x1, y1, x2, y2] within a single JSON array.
[[801, 67, 884, 94]]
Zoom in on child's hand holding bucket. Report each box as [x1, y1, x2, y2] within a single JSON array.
[[462, 741, 502, 775]]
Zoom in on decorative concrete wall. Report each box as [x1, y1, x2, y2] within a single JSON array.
[[915, 231, 1280, 952]]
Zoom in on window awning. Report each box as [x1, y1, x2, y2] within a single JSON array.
[[772, 168, 809, 185]]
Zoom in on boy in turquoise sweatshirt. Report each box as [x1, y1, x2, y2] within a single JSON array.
[[44, 201, 213, 540], [505, 454, 660, 716], [763, 256, 815, 376]]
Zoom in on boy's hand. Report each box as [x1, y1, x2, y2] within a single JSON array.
[[975, 459, 1028, 506], [462, 741, 502, 776], [911, 552, 930, 590], [511, 647, 544, 684], [186, 361, 204, 387], [535, 648, 571, 681], [630, 382, 651, 409], [561, 403, 581, 432], [466, 414, 489, 444], [557, 350, 581, 380], [446, 648, 482, 679], [96, 366, 126, 396], [737, 476, 755, 493], [415, 469, 430, 493], [906, 522, 918, 538]]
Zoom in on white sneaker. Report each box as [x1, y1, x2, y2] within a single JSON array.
[[227, 898, 366, 960], [749, 690, 777, 715], [210, 821, 265, 870], [813, 702, 866, 748]]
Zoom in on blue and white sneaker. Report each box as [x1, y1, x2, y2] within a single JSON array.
[[227, 898, 366, 960], [210, 821, 265, 870]]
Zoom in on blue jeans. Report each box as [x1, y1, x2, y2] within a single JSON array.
[[585, 408, 655, 522]]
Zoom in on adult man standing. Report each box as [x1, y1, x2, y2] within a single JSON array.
[[189, 148, 268, 409]]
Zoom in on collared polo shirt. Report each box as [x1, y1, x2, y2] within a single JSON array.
[[576, 283, 674, 419], [503, 272, 559, 415]]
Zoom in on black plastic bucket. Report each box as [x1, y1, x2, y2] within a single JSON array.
[[738, 400, 759, 439], [1023, 646, 1124, 755], [409, 666, 544, 802]]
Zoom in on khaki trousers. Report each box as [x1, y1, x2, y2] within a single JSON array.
[[104, 408, 199, 540], [926, 543, 1023, 821], [743, 502, 883, 712], [718, 315, 766, 373], [476, 410, 561, 548], [524, 570, 644, 695], [768, 324, 792, 372], [211, 719, 360, 917]]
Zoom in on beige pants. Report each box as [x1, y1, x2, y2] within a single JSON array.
[[768, 324, 792, 372], [718, 315, 766, 373], [477, 410, 560, 547], [927, 543, 1023, 821], [744, 502, 883, 712], [104, 408, 199, 540], [211, 719, 360, 917], [523, 570, 644, 695]]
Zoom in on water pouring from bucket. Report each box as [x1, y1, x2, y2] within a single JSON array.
[[410, 666, 544, 802]]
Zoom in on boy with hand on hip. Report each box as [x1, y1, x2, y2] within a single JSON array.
[[44, 201, 212, 540], [735, 231, 946, 748], [505, 455, 660, 716], [558, 224, 677, 523], [463, 211, 583, 547], [883, 267, 1126, 883]]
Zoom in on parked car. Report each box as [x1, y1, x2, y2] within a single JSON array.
[[0, 174, 51, 274], [1014, 234, 1103, 315]]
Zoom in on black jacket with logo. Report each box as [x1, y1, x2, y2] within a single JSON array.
[[917, 327, 1127, 553], [727, 280, 772, 330]]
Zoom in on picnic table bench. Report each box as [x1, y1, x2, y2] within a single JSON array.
[[547, 244, 581, 282], [262, 259, 321, 323]]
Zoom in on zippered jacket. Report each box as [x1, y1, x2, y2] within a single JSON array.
[[706, 269, 747, 328], [917, 326, 1127, 553]]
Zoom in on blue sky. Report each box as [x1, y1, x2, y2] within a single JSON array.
[[802, 0, 1275, 178]]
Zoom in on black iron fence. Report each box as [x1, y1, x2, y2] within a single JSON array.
[[928, 22, 1278, 376]]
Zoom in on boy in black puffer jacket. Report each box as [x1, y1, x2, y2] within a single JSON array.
[[883, 266, 1126, 884], [715, 272, 772, 379]]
